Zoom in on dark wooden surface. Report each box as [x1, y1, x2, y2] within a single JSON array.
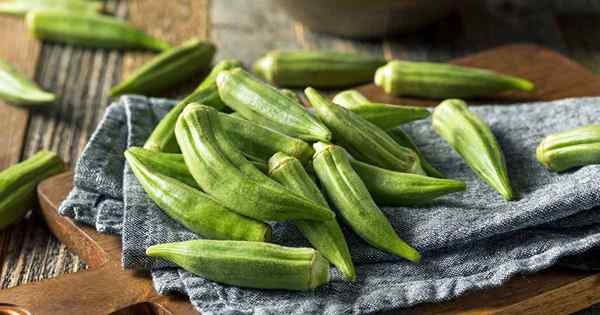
[[0, 0, 600, 313]]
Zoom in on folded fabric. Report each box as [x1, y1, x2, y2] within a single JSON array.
[[59, 95, 600, 314]]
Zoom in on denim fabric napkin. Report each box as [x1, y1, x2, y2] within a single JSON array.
[[60, 95, 600, 314]]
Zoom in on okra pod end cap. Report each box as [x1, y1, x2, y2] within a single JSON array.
[[309, 251, 331, 289], [535, 141, 553, 171], [374, 62, 395, 94], [253, 52, 277, 83], [267, 152, 295, 176]]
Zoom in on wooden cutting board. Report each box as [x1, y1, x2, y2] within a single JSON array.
[[0, 44, 599, 315]]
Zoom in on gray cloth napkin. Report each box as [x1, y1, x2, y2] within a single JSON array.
[[59, 95, 600, 314]]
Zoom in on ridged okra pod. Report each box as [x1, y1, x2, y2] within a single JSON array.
[[125, 147, 271, 242], [147, 240, 330, 290], [110, 39, 215, 97], [175, 103, 335, 222], [0, 150, 64, 229], [279, 88, 303, 105], [333, 89, 430, 129], [269, 152, 355, 281], [305, 87, 425, 175], [143, 59, 242, 152], [26, 10, 171, 51], [350, 159, 466, 206], [0, 0, 101, 16], [536, 125, 600, 172], [375, 60, 535, 99], [254, 50, 385, 88], [0, 58, 55, 106], [433, 99, 513, 200], [312, 142, 421, 262], [387, 127, 445, 178], [216, 68, 331, 141]]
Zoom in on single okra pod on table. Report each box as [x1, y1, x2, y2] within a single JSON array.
[[536, 125, 600, 172], [143, 59, 242, 152], [216, 68, 331, 142], [305, 87, 425, 175], [254, 50, 385, 88], [312, 142, 421, 262], [333, 89, 430, 129], [269, 152, 356, 281], [147, 240, 330, 290], [375, 60, 535, 99], [125, 147, 271, 242], [0, 58, 55, 106], [0, 0, 101, 16], [433, 99, 513, 200], [175, 103, 335, 222], [350, 159, 466, 206], [387, 127, 445, 178], [0, 150, 64, 229], [26, 10, 171, 51], [110, 39, 215, 97]]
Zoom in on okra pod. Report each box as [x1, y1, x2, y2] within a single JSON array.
[[279, 88, 303, 105], [0, 150, 64, 229], [312, 142, 421, 262], [269, 152, 355, 281], [110, 39, 215, 97], [254, 50, 385, 88], [305, 87, 425, 175], [350, 159, 466, 206], [216, 68, 331, 141], [536, 125, 600, 172], [143, 59, 242, 152], [147, 240, 330, 290], [432, 99, 513, 200], [175, 104, 335, 222], [375, 60, 535, 99], [26, 10, 171, 51], [333, 89, 430, 129], [0, 58, 55, 106], [125, 147, 271, 242], [387, 127, 445, 178], [0, 0, 101, 16]]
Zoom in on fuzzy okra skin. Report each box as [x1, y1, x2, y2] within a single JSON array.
[[536, 125, 600, 172], [216, 68, 331, 142], [125, 147, 271, 242], [268, 152, 356, 281], [375, 60, 534, 99], [433, 99, 513, 200], [0, 0, 101, 16], [254, 50, 385, 88], [143, 59, 242, 152], [333, 89, 430, 129], [312, 143, 421, 262], [387, 127, 445, 178], [350, 159, 466, 206], [0, 58, 55, 106], [110, 39, 215, 97], [147, 240, 330, 290], [26, 10, 171, 51], [175, 103, 335, 222], [305, 87, 425, 175], [0, 150, 64, 229]]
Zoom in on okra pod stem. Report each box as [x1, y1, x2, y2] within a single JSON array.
[[0, 58, 55, 106], [536, 125, 600, 172]]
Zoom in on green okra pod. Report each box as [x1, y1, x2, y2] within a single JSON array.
[[387, 127, 445, 178], [26, 10, 171, 51], [268, 152, 355, 281], [375, 60, 535, 99], [333, 89, 430, 129], [432, 99, 513, 200], [147, 240, 330, 290], [312, 142, 421, 262], [110, 39, 215, 97], [254, 50, 385, 88], [216, 68, 331, 142], [350, 159, 466, 206], [536, 125, 600, 172], [125, 147, 271, 242], [305, 87, 425, 175], [143, 59, 242, 152], [0, 150, 64, 229], [0, 58, 55, 106], [0, 0, 101, 16], [175, 103, 335, 222], [279, 88, 303, 105]]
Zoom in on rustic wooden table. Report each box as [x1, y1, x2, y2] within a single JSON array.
[[0, 0, 599, 313]]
